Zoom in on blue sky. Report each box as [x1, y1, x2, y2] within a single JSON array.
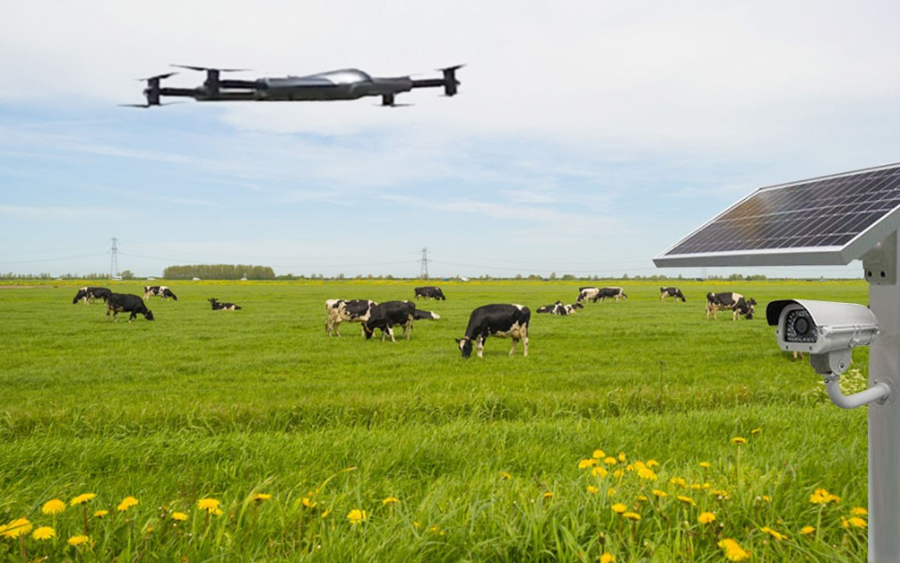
[[2, 1, 900, 279]]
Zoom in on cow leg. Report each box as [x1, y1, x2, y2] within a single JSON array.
[[509, 337, 518, 356], [476, 336, 485, 358], [405, 319, 412, 340], [523, 329, 529, 357]]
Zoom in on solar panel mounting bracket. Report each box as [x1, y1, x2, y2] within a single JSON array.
[[863, 232, 897, 286]]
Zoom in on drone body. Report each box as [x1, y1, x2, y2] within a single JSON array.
[[129, 65, 463, 108]]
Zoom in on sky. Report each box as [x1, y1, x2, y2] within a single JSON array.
[[2, 1, 900, 279]]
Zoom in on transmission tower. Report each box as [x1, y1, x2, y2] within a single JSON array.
[[110, 238, 119, 279], [419, 247, 429, 279]]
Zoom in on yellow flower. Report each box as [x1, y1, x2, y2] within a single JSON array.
[[68, 535, 90, 547], [761, 526, 787, 541], [42, 499, 66, 515], [499, 471, 512, 480], [690, 484, 702, 491], [731, 437, 747, 445], [677, 495, 697, 506], [613, 469, 625, 479], [801, 525, 816, 535], [607, 487, 616, 497], [32, 526, 55, 541], [1, 518, 32, 539], [117, 496, 139, 512], [618, 452, 626, 462], [611, 503, 627, 514], [698, 512, 716, 524], [172, 512, 188, 522], [600, 553, 615, 563], [810, 488, 841, 505], [70, 493, 97, 506], [346, 509, 367, 525], [718, 538, 751, 561], [637, 495, 648, 502], [302, 497, 318, 509], [592, 449, 605, 459], [321, 509, 331, 518], [622, 512, 641, 521], [711, 489, 729, 499], [603, 456, 618, 466], [847, 517, 868, 529], [578, 458, 597, 469], [252, 494, 272, 504], [586, 485, 599, 495], [852, 507, 868, 516], [760, 495, 771, 503], [93, 510, 109, 519], [198, 498, 223, 515], [669, 477, 687, 488], [646, 459, 659, 468], [652, 489, 668, 498], [751, 428, 762, 434], [382, 497, 399, 506], [592, 466, 609, 478], [543, 492, 554, 499], [699, 462, 711, 469]]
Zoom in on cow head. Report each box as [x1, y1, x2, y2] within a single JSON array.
[[362, 322, 376, 339], [456, 337, 473, 358], [72, 288, 87, 304], [145, 310, 155, 321]]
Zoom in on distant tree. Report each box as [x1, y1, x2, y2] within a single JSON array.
[[120, 270, 136, 280]]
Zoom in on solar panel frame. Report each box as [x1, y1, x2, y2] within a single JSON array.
[[654, 162, 900, 267]]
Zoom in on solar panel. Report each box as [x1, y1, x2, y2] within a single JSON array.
[[654, 162, 900, 267]]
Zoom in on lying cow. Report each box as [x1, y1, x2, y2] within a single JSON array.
[[413, 309, 441, 321], [660, 287, 686, 302], [208, 298, 242, 311], [72, 286, 112, 305], [536, 301, 583, 315], [106, 293, 154, 322], [414, 286, 446, 301], [325, 299, 377, 337], [706, 292, 756, 320], [363, 300, 417, 342], [456, 304, 530, 359], [144, 285, 178, 301]]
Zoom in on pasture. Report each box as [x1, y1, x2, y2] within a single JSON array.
[[0, 279, 871, 561]]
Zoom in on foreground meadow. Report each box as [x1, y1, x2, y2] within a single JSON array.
[[0, 279, 871, 561]]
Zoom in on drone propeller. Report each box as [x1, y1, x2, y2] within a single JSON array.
[[118, 101, 184, 109], [171, 64, 248, 73], [136, 72, 178, 82]]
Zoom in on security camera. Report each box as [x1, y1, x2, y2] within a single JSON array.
[[766, 299, 889, 409]]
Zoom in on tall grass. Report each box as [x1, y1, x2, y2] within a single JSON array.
[[0, 279, 870, 560]]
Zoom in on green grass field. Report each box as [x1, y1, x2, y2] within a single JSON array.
[[0, 279, 872, 561]]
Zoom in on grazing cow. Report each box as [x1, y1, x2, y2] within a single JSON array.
[[72, 286, 112, 305], [413, 309, 441, 321], [456, 304, 530, 359], [597, 287, 628, 301], [143, 285, 178, 301], [363, 300, 417, 342], [660, 287, 686, 302], [106, 293, 154, 322], [414, 286, 447, 301], [208, 298, 242, 311], [576, 287, 600, 303], [706, 292, 757, 320], [325, 299, 377, 337]]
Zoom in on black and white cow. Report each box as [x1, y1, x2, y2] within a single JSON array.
[[72, 286, 112, 305], [706, 292, 756, 320], [143, 285, 178, 301], [597, 287, 628, 301], [325, 299, 377, 337], [363, 300, 417, 342], [456, 304, 530, 359], [414, 286, 446, 301], [536, 301, 582, 315], [576, 287, 600, 303], [208, 298, 242, 311], [413, 309, 441, 321], [660, 287, 686, 302], [106, 293, 154, 322]]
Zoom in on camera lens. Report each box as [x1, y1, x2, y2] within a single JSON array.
[[793, 316, 810, 336]]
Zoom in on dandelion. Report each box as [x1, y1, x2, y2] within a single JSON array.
[[70, 493, 96, 506], [93, 510, 109, 519], [637, 495, 648, 502], [42, 499, 66, 515], [801, 526, 816, 535], [607, 487, 617, 497], [852, 507, 868, 516], [677, 495, 697, 506], [613, 469, 625, 479], [646, 459, 659, 468], [1, 518, 32, 539], [622, 512, 641, 521], [252, 494, 272, 504], [68, 535, 90, 547], [600, 553, 615, 563], [710, 489, 729, 499], [117, 496, 139, 512], [604, 456, 618, 466], [847, 517, 868, 529], [810, 488, 841, 505], [669, 477, 687, 488], [618, 452, 627, 462], [499, 471, 512, 480], [718, 538, 751, 561], [592, 449, 605, 459], [346, 509, 367, 525], [611, 503, 627, 514], [587, 486, 599, 495], [698, 512, 716, 524], [543, 492, 554, 500], [592, 466, 609, 478], [198, 498, 223, 516], [652, 489, 668, 498], [382, 497, 399, 506], [731, 437, 747, 445], [578, 458, 597, 469], [751, 428, 762, 434], [699, 462, 711, 469], [760, 495, 771, 503], [302, 497, 318, 509], [172, 512, 188, 522], [761, 526, 788, 541], [32, 526, 55, 541]]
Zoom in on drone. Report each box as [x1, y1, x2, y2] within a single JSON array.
[[125, 64, 463, 108]]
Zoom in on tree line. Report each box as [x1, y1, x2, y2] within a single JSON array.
[[162, 264, 275, 280]]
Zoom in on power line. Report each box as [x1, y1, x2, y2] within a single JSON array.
[[419, 247, 429, 279]]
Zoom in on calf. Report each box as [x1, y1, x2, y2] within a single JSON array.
[[325, 299, 377, 337], [413, 309, 441, 321], [537, 301, 581, 315], [72, 286, 112, 305], [414, 286, 446, 301], [106, 293, 154, 322], [456, 304, 530, 358], [706, 292, 756, 320], [208, 298, 242, 311], [144, 285, 178, 301], [660, 287, 686, 302], [363, 300, 417, 342], [597, 286, 627, 301]]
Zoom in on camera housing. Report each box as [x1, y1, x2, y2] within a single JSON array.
[[766, 299, 879, 375]]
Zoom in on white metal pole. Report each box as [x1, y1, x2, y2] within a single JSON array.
[[868, 239, 900, 562]]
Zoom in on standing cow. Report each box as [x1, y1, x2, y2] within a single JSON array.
[[362, 300, 417, 342], [325, 299, 377, 337], [660, 287, 686, 302], [72, 287, 112, 305], [706, 292, 756, 320], [576, 287, 600, 303], [414, 286, 446, 301], [597, 287, 627, 301], [456, 304, 530, 358], [106, 293, 155, 322]]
